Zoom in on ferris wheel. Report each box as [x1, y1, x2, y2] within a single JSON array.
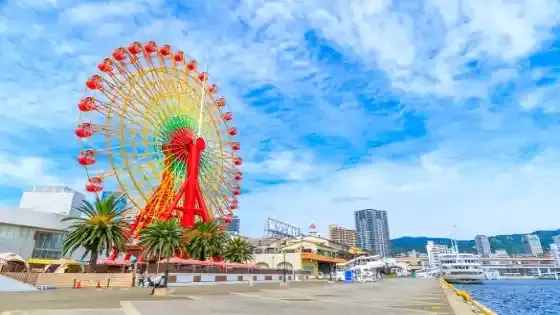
[[74, 41, 242, 239]]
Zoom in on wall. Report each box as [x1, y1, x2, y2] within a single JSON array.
[[301, 259, 318, 275], [0, 225, 86, 261], [252, 253, 302, 270], [36, 273, 133, 288], [0, 224, 36, 259], [169, 273, 294, 286], [0, 207, 70, 231]]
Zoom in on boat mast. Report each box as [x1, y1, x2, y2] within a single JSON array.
[[450, 225, 459, 254]]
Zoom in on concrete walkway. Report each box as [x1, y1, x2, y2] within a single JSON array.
[[0, 275, 37, 292], [0, 278, 456, 315]]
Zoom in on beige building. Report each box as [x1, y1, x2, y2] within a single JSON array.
[[249, 236, 350, 276], [328, 225, 356, 248]]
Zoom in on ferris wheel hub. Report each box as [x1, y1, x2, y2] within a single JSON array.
[[161, 128, 206, 163]]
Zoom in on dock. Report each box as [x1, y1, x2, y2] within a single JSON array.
[[0, 278, 483, 315]]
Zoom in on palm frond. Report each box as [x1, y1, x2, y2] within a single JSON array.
[[61, 197, 128, 261]]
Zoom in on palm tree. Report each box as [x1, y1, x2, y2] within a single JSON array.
[[138, 219, 186, 288], [224, 237, 254, 263], [62, 195, 128, 272], [185, 220, 228, 260]]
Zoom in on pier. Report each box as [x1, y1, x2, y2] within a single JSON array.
[[0, 278, 469, 315]]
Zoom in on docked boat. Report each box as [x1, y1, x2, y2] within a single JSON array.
[[440, 253, 485, 284], [335, 255, 407, 282]]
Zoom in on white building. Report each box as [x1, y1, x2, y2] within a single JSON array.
[[550, 244, 560, 268], [426, 241, 454, 269], [551, 236, 560, 268], [19, 186, 85, 217], [474, 235, 492, 258], [491, 249, 510, 258], [0, 186, 86, 261], [522, 234, 543, 256]]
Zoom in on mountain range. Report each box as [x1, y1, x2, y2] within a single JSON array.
[[390, 229, 560, 254]]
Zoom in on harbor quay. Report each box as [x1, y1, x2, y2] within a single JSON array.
[[0, 278, 479, 315]]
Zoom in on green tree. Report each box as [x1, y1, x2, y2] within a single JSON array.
[[138, 219, 186, 288], [185, 220, 228, 260], [62, 196, 128, 272], [224, 237, 254, 263]]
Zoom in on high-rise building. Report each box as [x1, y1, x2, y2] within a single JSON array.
[[328, 224, 356, 248], [474, 235, 492, 258], [226, 215, 240, 235], [426, 241, 454, 269], [354, 209, 391, 257], [522, 234, 543, 256]]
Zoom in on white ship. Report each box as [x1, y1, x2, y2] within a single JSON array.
[[440, 253, 485, 284]]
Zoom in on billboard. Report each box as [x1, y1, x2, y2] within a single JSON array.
[[262, 218, 302, 239]]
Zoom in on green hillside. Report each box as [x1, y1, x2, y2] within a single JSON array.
[[391, 229, 560, 254]]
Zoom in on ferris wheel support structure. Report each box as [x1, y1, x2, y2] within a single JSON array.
[[161, 136, 210, 227]]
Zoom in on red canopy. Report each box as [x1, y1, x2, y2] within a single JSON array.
[[226, 262, 257, 268], [96, 259, 130, 265], [157, 257, 212, 265]]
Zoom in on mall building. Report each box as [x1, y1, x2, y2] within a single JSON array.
[[0, 186, 86, 261], [249, 235, 356, 276]]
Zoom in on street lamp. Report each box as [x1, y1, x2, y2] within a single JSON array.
[[280, 240, 287, 283], [283, 249, 287, 283]]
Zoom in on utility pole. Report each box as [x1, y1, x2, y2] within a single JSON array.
[[283, 249, 287, 283], [281, 240, 287, 283]]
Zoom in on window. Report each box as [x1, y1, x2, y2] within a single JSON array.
[[32, 231, 64, 259]]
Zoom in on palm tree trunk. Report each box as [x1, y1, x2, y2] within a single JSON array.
[[164, 256, 170, 288], [89, 251, 99, 273]]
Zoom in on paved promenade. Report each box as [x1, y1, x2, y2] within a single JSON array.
[[0, 278, 457, 315]]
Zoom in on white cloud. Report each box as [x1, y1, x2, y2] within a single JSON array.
[[63, 1, 150, 23], [0, 153, 62, 186], [1, 0, 560, 240], [241, 147, 560, 239], [244, 151, 317, 181]]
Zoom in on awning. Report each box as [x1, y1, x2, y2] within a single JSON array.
[[27, 258, 80, 265], [226, 262, 257, 268], [97, 259, 131, 265], [157, 257, 212, 265]]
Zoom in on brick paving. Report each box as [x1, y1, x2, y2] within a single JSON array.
[[0, 278, 457, 315]]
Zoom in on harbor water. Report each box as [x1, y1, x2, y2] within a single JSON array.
[[456, 280, 560, 315]]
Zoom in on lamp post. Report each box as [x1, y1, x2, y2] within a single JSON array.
[[280, 240, 287, 283], [283, 249, 286, 283]]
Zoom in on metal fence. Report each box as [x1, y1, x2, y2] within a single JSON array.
[[139, 263, 313, 275], [0, 271, 39, 285]]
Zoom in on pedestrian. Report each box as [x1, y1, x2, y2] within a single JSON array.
[[149, 274, 165, 295]]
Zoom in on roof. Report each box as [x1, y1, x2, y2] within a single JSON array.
[[0, 206, 70, 231], [246, 237, 279, 247]]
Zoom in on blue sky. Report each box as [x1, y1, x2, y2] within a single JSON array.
[[1, 0, 560, 239]]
